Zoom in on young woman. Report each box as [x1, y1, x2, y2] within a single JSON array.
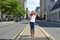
[[30, 11, 36, 37]]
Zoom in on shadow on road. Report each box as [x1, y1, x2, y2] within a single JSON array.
[[19, 35, 49, 40], [36, 21, 60, 28], [20, 35, 31, 37], [18, 35, 53, 40], [21, 23, 28, 24]]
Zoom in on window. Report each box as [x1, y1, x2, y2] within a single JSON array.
[[59, 11, 60, 19], [55, 12, 57, 18]]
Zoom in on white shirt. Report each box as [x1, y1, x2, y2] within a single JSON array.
[[30, 15, 36, 22]]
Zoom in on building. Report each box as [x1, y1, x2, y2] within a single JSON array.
[[40, 0, 55, 20], [47, 0, 55, 20], [26, 8, 28, 19], [44, 0, 49, 20], [35, 7, 40, 17], [40, 0, 49, 20], [50, 1, 60, 22], [57, 0, 60, 2], [20, 0, 26, 10], [40, 0, 45, 17]]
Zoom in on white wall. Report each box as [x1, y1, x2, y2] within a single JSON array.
[[49, 0, 55, 10], [50, 8, 60, 22], [45, 0, 55, 20]]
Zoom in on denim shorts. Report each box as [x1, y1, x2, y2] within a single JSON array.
[[30, 22, 35, 32]]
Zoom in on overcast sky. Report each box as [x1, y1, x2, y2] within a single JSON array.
[[26, 0, 40, 12], [26, 0, 57, 12]]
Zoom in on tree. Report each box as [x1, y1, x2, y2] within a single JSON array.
[[0, 0, 26, 21]]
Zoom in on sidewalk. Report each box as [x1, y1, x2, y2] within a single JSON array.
[[0, 21, 15, 25], [0, 21, 14, 23], [17, 24, 48, 40]]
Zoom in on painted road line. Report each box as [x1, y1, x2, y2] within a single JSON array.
[[37, 25, 55, 40], [37, 25, 47, 38], [17, 24, 29, 39], [12, 24, 28, 40]]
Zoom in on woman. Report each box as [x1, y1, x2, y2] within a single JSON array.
[[30, 11, 36, 37]]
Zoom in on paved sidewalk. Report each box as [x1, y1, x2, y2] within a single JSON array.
[[17, 24, 48, 40], [0, 21, 14, 24], [0, 21, 15, 26]]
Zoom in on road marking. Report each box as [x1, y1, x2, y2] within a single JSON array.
[[37, 25, 55, 40], [17, 24, 29, 38], [19, 24, 28, 35], [12, 24, 28, 40]]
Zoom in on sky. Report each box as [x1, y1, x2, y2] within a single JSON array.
[[26, 0, 57, 12], [55, 0, 57, 2], [26, 0, 40, 12]]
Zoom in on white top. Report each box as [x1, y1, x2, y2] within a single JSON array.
[[30, 15, 36, 22]]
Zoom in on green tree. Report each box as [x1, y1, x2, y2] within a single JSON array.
[[0, 0, 26, 20]]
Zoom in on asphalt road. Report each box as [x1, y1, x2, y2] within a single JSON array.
[[36, 20, 60, 40], [0, 20, 29, 39]]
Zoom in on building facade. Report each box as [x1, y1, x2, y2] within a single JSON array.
[[40, 0, 49, 20], [57, 0, 60, 2], [40, 0, 45, 17], [35, 7, 40, 17], [47, 0, 55, 20], [20, 0, 26, 10], [50, 1, 60, 22], [40, 0, 55, 20]]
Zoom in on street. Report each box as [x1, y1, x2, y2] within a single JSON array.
[[0, 20, 60, 40], [0, 20, 29, 39], [36, 20, 60, 40]]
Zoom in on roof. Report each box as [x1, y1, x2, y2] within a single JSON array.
[[35, 7, 40, 11], [50, 2, 60, 11]]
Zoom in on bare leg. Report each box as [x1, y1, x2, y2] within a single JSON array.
[[32, 30, 34, 37], [30, 30, 34, 37]]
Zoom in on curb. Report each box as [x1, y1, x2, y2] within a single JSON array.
[[12, 23, 28, 40], [37, 25, 55, 40], [0, 21, 14, 24]]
